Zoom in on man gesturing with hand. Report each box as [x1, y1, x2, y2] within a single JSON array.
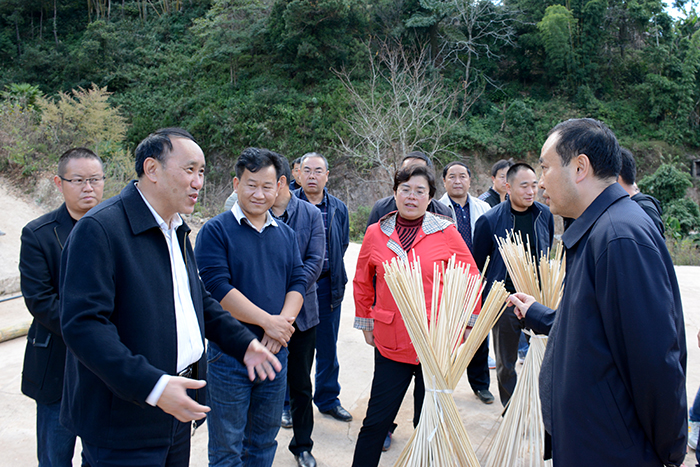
[[60, 128, 281, 467]]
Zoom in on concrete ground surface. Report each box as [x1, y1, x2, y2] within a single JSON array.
[[0, 175, 699, 466]]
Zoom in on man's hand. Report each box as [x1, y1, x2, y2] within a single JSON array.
[[243, 339, 282, 382], [363, 330, 375, 347], [156, 377, 210, 422], [263, 314, 295, 346], [261, 333, 282, 354], [509, 292, 536, 319]]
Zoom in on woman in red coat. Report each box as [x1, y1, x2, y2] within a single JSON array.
[[351, 164, 480, 466]]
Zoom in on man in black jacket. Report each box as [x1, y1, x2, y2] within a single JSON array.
[[617, 147, 664, 236], [20, 147, 105, 466], [478, 159, 513, 208], [473, 163, 555, 406], [59, 128, 281, 467]]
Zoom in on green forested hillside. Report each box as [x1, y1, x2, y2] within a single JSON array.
[[0, 0, 698, 204]]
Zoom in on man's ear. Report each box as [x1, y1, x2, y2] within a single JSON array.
[[53, 175, 64, 193], [142, 158, 159, 183], [574, 154, 591, 183], [233, 177, 240, 193]]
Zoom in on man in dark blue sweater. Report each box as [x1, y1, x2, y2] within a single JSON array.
[[195, 148, 306, 467]]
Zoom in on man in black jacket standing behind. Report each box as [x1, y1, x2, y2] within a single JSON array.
[[20, 147, 105, 467]]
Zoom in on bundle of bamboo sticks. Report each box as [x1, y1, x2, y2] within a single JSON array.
[[383, 253, 510, 467], [484, 231, 565, 467]]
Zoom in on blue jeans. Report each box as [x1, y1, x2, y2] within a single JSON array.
[[206, 342, 288, 467], [518, 331, 529, 360], [690, 386, 700, 422], [314, 277, 342, 412], [36, 400, 76, 467], [690, 386, 700, 465]]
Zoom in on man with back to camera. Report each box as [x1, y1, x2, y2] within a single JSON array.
[[472, 162, 554, 407], [20, 147, 104, 466], [59, 128, 280, 467], [478, 159, 513, 207], [365, 151, 451, 227], [617, 147, 665, 236], [194, 148, 306, 467], [438, 161, 494, 405], [509, 118, 686, 466], [270, 154, 325, 467], [295, 152, 353, 422]]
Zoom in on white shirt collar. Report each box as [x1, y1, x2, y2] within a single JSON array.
[[231, 201, 277, 232], [135, 183, 183, 232]]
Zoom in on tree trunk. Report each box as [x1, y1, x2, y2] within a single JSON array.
[[15, 20, 21, 58], [53, 0, 59, 46]]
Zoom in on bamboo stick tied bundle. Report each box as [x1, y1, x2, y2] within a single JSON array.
[[484, 231, 565, 467], [383, 252, 510, 467]]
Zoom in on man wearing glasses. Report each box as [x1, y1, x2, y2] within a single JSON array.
[[295, 152, 352, 424], [19, 147, 105, 466]]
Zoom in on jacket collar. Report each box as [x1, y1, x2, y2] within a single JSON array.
[[54, 203, 75, 250], [284, 190, 300, 215], [121, 181, 191, 237], [561, 183, 627, 249], [379, 210, 454, 259]]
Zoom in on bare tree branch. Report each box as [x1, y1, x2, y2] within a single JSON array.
[[334, 39, 481, 184]]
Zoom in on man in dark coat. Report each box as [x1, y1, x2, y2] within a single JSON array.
[[510, 118, 686, 467], [477, 159, 513, 207], [20, 147, 104, 466], [271, 155, 325, 467], [59, 128, 281, 467], [295, 152, 352, 422], [618, 147, 665, 236], [472, 163, 554, 406]]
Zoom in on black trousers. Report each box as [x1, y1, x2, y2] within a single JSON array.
[[81, 416, 191, 467], [466, 337, 490, 392], [493, 305, 524, 406], [287, 324, 317, 456], [352, 349, 425, 467]]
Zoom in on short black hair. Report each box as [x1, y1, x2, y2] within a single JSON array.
[[618, 147, 636, 185], [276, 154, 293, 187], [402, 151, 433, 168], [491, 159, 513, 177], [393, 164, 437, 198], [300, 152, 329, 171], [58, 148, 103, 177], [442, 161, 471, 179], [292, 157, 302, 167], [548, 118, 621, 180], [235, 147, 283, 180], [506, 162, 536, 183], [134, 128, 196, 178]]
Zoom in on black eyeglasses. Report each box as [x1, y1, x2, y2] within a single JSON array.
[[59, 176, 106, 186]]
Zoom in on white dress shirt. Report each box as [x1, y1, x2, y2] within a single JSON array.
[[135, 185, 204, 406]]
